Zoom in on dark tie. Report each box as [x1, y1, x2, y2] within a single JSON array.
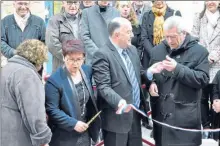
[[122, 50, 140, 107]]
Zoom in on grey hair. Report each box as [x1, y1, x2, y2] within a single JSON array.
[[108, 17, 131, 36], [163, 16, 188, 34]]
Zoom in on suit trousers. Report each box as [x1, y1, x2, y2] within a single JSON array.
[[103, 111, 142, 146]]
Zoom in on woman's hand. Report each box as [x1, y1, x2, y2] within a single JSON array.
[[74, 121, 89, 133]]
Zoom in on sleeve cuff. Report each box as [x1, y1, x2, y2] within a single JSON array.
[[30, 127, 52, 146], [173, 63, 183, 78], [146, 69, 153, 81]]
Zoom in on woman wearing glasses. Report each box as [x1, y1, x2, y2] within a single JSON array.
[[46, 1, 81, 72], [45, 40, 100, 146]]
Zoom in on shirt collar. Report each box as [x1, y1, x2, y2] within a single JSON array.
[[109, 37, 124, 55], [14, 11, 30, 23]]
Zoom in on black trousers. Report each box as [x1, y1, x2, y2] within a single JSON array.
[[103, 111, 142, 146], [201, 84, 213, 128]]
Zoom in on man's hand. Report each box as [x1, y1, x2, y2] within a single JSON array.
[[116, 99, 132, 114], [74, 121, 89, 133], [162, 55, 177, 72], [149, 82, 159, 96], [213, 99, 220, 113], [148, 62, 164, 74]]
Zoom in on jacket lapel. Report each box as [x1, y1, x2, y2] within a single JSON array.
[[62, 67, 81, 119], [164, 7, 173, 19], [107, 41, 131, 85], [209, 18, 220, 43], [80, 68, 93, 99], [148, 11, 155, 24], [199, 16, 209, 46], [80, 67, 99, 112], [60, 14, 76, 38], [95, 5, 107, 25]]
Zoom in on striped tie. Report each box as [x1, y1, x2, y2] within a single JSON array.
[[122, 50, 140, 107]]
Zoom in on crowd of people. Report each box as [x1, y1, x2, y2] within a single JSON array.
[[1, 1, 220, 146]]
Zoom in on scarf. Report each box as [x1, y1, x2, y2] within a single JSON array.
[[14, 11, 30, 32], [152, 5, 167, 45], [205, 9, 220, 38]]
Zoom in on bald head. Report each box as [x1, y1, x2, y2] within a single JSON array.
[[108, 17, 133, 49], [108, 17, 132, 36]]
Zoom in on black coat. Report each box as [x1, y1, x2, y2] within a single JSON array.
[[149, 35, 209, 146], [131, 25, 142, 57], [211, 71, 220, 140], [141, 7, 181, 69]]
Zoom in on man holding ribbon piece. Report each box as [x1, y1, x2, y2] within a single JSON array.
[[147, 16, 209, 146], [92, 17, 163, 146]]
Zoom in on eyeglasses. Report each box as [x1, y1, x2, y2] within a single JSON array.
[[67, 57, 85, 64], [164, 32, 184, 40], [164, 34, 179, 40], [67, 1, 80, 6]]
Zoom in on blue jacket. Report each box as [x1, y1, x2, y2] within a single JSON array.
[[1, 14, 45, 58], [45, 65, 100, 146]]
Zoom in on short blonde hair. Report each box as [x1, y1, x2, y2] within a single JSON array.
[[16, 39, 48, 66], [115, 1, 138, 27]]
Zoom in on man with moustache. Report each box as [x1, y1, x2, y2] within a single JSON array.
[[80, 1, 120, 65], [1, 1, 45, 75], [92, 17, 163, 146], [46, 0, 81, 72]]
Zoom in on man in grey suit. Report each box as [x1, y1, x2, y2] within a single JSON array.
[[92, 17, 163, 146], [80, 1, 120, 65]]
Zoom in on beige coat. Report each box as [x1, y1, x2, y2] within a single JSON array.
[[192, 13, 220, 82]]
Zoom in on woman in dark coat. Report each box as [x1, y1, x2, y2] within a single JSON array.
[[141, 1, 181, 69], [191, 1, 220, 138], [211, 70, 220, 142], [45, 40, 101, 146]]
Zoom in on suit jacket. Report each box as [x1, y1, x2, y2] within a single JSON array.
[[45, 65, 101, 146], [191, 13, 220, 82], [141, 7, 181, 69], [92, 40, 149, 133], [80, 5, 120, 65]]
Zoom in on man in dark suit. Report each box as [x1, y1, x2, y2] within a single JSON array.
[[92, 17, 163, 146]]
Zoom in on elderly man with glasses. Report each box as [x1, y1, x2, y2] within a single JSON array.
[[147, 16, 209, 146]]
